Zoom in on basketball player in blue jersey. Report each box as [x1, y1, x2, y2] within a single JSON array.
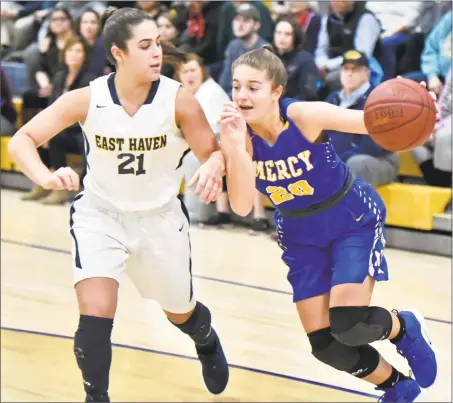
[[219, 45, 438, 402], [8, 7, 252, 402]]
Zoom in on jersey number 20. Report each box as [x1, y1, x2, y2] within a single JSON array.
[[266, 179, 314, 205], [118, 153, 146, 176]]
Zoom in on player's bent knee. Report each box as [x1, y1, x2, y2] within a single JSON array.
[[75, 278, 119, 319], [329, 306, 393, 346], [308, 327, 380, 378]]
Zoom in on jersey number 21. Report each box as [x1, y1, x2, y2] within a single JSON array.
[[118, 153, 146, 176]]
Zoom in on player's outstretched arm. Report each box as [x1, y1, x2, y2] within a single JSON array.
[[288, 101, 369, 142], [219, 102, 255, 217], [175, 87, 225, 204], [8, 87, 90, 191]]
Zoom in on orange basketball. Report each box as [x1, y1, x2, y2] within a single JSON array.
[[364, 78, 437, 152]]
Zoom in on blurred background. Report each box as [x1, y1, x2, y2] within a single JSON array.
[[0, 0, 451, 253]]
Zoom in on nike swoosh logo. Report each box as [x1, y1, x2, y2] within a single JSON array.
[[355, 214, 364, 222], [96, 104, 107, 108], [179, 224, 184, 232]]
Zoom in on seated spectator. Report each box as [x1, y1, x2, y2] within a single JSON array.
[[36, 1, 106, 47], [397, 0, 452, 76], [285, 1, 321, 54], [218, 3, 267, 96], [157, 8, 187, 78], [22, 35, 95, 204], [366, 1, 422, 80], [0, 67, 18, 136], [0, 1, 55, 59], [273, 16, 320, 101], [411, 67, 452, 190], [173, 54, 231, 224], [217, 1, 274, 59], [136, 1, 168, 19], [315, 1, 383, 98], [178, 1, 223, 67], [76, 8, 110, 77], [323, 50, 400, 186], [22, 6, 74, 125], [405, 11, 452, 96]]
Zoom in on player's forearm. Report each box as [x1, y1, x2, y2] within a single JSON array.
[[8, 132, 52, 186], [224, 147, 255, 217]]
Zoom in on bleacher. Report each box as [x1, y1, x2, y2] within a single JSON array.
[[1, 96, 451, 257]]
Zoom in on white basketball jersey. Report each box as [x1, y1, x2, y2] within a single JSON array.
[[80, 74, 189, 211]]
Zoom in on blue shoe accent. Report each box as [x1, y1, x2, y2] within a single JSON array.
[[377, 379, 421, 402], [196, 329, 229, 394], [394, 309, 437, 388]]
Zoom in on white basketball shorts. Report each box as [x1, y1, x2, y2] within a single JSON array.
[[69, 192, 196, 314]]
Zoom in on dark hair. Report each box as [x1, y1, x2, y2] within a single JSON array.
[[174, 53, 210, 83], [274, 15, 305, 51], [232, 44, 287, 89], [46, 7, 73, 41], [60, 35, 90, 67], [101, 6, 187, 67], [76, 8, 101, 39]]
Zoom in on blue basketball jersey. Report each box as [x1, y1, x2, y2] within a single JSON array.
[[249, 98, 350, 212]]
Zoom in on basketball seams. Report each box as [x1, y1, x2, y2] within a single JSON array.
[[366, 105, 434, 135], [364, 99, 436, 114], [364, 103, 424, 134]]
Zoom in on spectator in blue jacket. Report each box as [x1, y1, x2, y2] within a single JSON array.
[[405, 11, 452, 95], [324, 50, 400, 186]]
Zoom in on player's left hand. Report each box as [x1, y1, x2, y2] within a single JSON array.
[[397, 76, 438, 112], [187, 151, 224, 204]]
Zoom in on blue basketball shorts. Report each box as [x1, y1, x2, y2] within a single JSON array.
[[275, 177, 389, 302]]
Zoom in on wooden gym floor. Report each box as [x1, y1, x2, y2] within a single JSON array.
[[1, 189, 451, 402]]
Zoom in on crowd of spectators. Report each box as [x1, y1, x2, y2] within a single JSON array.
[[1, 1, 451, 231]]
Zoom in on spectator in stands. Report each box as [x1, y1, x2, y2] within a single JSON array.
[[323, 50, 399, 186], [178, 1, 223, 68], [22, 35, 95, 204], [173, 53, 232, 225], [0, 1, 55, 58], [273, 16, 320, 101], [22, 6, 74, 126], [217, 1, 274, 59], [397, 0, 452, 76], [157, 9, 186, 78], [218, 3, 267, 96], [136, 1, 168, 20], [285, 1, 321, 54], [411, 67, 452, 190], [366, 1, 422, 81], [315, 1, 382, 98], [0, 67, 18, 136], [76, 8, 109, 77], [37, 1, 106, 48], [405, 11, 452, 95]]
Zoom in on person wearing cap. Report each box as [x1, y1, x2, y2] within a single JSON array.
[[322, 50, 400, 187], [218, 3, 268, 96], [315, 1, 383, 98], [216, 1, 274, 59]]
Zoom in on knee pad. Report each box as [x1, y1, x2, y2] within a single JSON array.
[[171, 301, 212, 344], [308, 327, 380, 378], [74, 315, 113, 393], [329, 306, 393, 346]]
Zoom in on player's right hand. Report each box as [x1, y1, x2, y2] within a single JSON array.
[[40, 167, 80, 191], [220, 102, 247, 153]]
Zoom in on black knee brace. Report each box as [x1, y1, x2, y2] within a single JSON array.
[[171, 301, 215, 348], [308, 327, 380, 378], [329, 306, 393, 346], [74, 315, 113, 394]]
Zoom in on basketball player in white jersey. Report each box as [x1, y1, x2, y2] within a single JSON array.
[[8, 7, 253, 402]]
